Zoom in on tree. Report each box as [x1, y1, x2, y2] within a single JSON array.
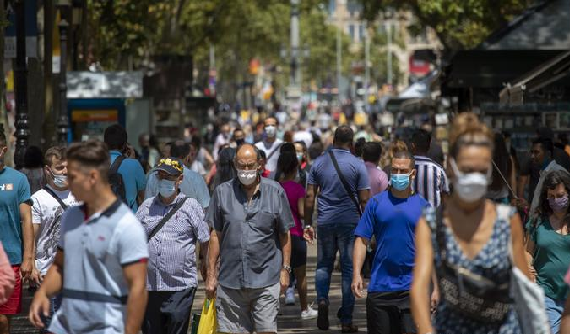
[[358, 0, 534, 50]]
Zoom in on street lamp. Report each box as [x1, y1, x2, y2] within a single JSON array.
[[57, 0, 70, 145], [14, 0, 30, 169]]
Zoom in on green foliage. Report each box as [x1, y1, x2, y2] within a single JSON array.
[[359, 0, 533, 49]]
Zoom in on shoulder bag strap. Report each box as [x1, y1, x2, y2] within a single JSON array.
[[328, 150, 362, 216], [267, 143, 282, 161], [147, 197, 188, 241], [110, 155, 125, 173], [491, 160, 516, 199], [44, 187, 68, 210]]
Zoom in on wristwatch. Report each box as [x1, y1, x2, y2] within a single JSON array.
[[282, 265, 292, 274]]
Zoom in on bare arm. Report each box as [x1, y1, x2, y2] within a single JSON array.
[[20, 203, 34, 279], [517, 175, 528, 201], [279, 231, 291, 294], [358, 189, 370, 212], [304, 184, 318, 226], [351, 237, 368, 299], [525, 225, 537, 282], [205, 230, 220, 299], [199, 241, 209, 281], [511, 213, 530, 278], [123, 261, 148, 334], [410, 217, 434, 334], [303, 184, 318, 243], [297, 197, 305, 220]]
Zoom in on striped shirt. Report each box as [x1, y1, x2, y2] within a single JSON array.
[[413, 156, 449, 208], [136, 193, 210, 291]]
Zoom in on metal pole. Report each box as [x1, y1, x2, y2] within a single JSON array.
[[14, 0, 29, 169], [58, 12, 69, 144], [387, 21, 393, 87], [290, 0, 299, 89], [336, 0, 343, 102], [364, 23, 370, 111]]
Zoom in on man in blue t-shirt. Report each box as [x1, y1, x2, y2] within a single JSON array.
[[304, 126, 370, 332], [104, 124, 146, 212], [352, 150, 429, 334], [0, 132, 35, 332]]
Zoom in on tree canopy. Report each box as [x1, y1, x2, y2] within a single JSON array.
[[359, 0, 534, 50]]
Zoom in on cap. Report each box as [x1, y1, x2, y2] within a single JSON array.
[[156, 158, 184, 176]]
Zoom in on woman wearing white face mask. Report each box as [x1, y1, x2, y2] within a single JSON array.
[[411, 112, 530, 334]]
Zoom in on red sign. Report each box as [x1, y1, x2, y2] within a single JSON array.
[[409, 55, 430, 76]]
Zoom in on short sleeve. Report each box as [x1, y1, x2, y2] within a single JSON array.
[[31, 194, 42, 224], [18, 175, 31, 204], [206, 188, 223, 232], [525, 217, 538, 242], [58, 209, 73, 250], [354, 197, 376, 240], [440, 169, 450, 193], [276, 189, 295, 234], [357, 161, 371, 190], [117, 218, 149, 266], [188, 201, 209, 244]]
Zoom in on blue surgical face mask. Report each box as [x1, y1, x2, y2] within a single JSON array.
[[159, 179, 177, 198], [391, 173, 411, 191]]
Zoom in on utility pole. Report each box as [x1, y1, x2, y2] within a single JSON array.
[[336, 0, 344, 102], [290, 0, 300, 89], [14, 0, 29, 168], [364, 23, 370, 111], [57, 1, 70, 144], [387, 21, 393, 87]]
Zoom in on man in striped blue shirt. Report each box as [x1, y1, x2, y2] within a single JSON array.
[[136, 158, 210, 334], [410, 129, 449, 208]]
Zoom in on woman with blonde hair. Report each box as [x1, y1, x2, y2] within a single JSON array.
[[411, 112, 529, 333]]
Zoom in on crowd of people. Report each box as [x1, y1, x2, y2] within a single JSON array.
[[1, 110, 570, 334]]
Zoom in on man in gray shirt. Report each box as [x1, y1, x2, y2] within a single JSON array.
[[206, 143, 294, 334]]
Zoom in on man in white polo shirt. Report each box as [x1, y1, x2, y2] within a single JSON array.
[[29, 140, 149, 334]]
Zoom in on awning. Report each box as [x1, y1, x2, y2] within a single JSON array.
[[499, 50, 570, 105]]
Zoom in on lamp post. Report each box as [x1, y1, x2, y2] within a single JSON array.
[[14, 0, 29, 169], [57, 0, 70, 145]]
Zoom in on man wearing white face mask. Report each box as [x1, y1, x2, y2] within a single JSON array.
[[206, 143, 294, 334], [255, 117, 283, 173], [31, 146, 79, 331], [136, 158, 210, 334]]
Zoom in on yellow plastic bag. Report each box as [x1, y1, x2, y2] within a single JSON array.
[[197, 299, 217, 334]]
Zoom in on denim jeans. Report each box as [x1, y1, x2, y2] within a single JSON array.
[[545, 296, 566, 334], [316, 222, 356, 324]]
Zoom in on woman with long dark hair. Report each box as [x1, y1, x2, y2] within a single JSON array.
[[276, 148, 317, 320], [487, 132, 516, 204], [526, 169, 570, 334]]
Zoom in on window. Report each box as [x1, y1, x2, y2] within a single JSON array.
[[328, 0, 336, 16], [359, 24, 365, 42], [349, 24, 355, 41]]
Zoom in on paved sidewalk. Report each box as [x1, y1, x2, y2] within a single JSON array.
[[10, 243, 368, 334]]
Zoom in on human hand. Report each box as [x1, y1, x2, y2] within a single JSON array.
[[280, 269, 290, 295], [205, 275, 217, 299], [430, 289, 440, 314], [303, 227, 315, 244], [351, 275, 364, 299], [20, 258, 33, 281], [29, 289, 50, 329]]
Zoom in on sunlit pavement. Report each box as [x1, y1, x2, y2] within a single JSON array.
[[11, 243, 368, 333]]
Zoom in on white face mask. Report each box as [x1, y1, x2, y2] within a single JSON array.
[[265, 125, 276, 138], [237, 169, 258, 186], [450, 159, 491, 203], [159, 179, 177, 198], [53, 173, 68, 188]]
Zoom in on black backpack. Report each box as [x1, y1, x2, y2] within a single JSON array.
[[109, 156, 126, 202]]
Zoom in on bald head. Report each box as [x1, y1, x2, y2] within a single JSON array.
[[235, 143, 261, 171]]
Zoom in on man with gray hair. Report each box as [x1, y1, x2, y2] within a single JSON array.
[[206, 143, 293, 334]]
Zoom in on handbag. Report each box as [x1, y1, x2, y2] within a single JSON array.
[[428, 205, 513, 324], [328, 150, 362, 216], [505, 210, 550, 334]]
